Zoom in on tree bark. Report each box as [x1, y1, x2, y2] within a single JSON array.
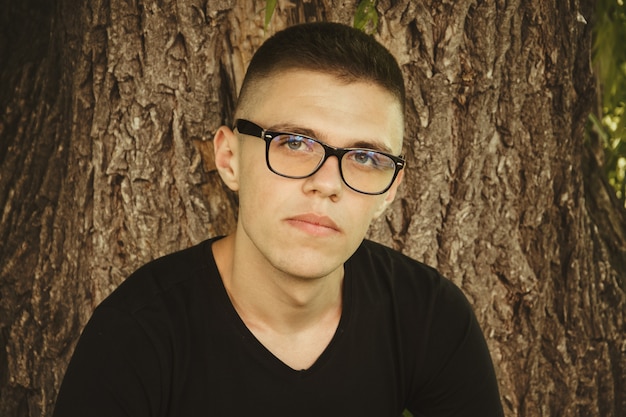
[[0, 0, 624, 416]]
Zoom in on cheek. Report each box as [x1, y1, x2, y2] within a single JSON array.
[[343, 196, 387, 230], [238, 171, 266, 210], [236, 146, 268, 194], [236, 162, 288, 223]]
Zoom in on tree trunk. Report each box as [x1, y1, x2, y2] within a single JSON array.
[[1, 0, 624, 416]]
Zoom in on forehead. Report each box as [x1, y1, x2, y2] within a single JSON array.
[[237, 70, 404, 153]]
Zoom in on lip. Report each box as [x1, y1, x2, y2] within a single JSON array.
[[285, 213, 341, 236]]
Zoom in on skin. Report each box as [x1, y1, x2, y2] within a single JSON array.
[[212, 69, 404, 370]]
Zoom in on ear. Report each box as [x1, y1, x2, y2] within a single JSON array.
[[213, 125, 240, 192], [372, 169, 404, 219]]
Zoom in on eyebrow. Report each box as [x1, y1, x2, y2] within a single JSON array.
[[267, 123, 395, 154]]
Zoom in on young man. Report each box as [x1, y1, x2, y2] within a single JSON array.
[[53, 22, 504, 416]]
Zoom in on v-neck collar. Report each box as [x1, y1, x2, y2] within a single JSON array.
[[206, 239, 354, 378]]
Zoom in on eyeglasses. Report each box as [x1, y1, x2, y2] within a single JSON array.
[[234, 119, 405, 195]]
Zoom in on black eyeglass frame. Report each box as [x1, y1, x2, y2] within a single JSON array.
[[234, 118, 405, 195]]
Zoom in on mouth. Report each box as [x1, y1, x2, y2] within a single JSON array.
[[285, 213, 341, 236]]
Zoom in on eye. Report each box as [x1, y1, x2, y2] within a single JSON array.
[[286, 137, 306, 150], [347, 150, 395, 170], [353, 151, 376, 165], [275, 135, 317, 153]]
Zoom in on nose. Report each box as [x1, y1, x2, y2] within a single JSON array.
[[301, 155, 344, 198]]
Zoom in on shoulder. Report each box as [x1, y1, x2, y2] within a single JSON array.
[[351, 239, 459, 295], [349, 239, 473, 327], [98, 237, 219, 314], [353, 239, 434, 273], [75, 237, 223, 363]]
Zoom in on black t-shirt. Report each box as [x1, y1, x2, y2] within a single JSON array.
[[53, 238, 503, 417]]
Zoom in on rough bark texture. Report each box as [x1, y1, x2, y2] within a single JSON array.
[[1, 0, 624, 416]]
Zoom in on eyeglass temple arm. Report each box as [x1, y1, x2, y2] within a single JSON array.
[[234, 119, 264, 138]]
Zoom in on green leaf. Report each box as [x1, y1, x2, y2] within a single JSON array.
[[353, 0, 379, 34], [592, 0, 626, 205], [265, 0, 277, 31]]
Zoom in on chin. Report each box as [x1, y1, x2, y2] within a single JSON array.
[[271, 255, 345, 281]]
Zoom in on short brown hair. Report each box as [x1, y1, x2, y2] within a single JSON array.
[[236, 22, 405, 115]]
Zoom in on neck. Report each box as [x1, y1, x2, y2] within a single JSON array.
[[212, 234, 344, 333]]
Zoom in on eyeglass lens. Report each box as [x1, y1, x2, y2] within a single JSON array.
[[268, 134, 397, 194]]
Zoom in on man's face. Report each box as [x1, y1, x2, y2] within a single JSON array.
[[220, 69, 404, 280]]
